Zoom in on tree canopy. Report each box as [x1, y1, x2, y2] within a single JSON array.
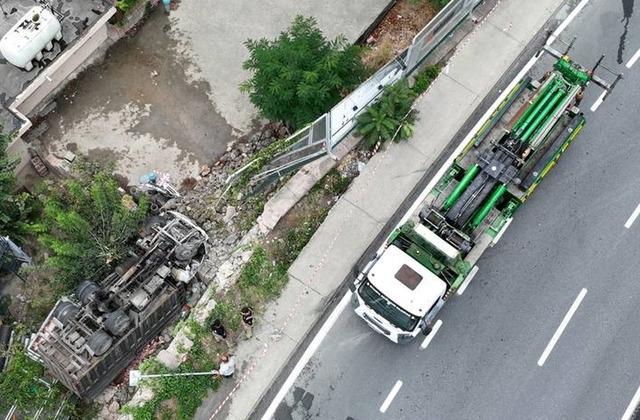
[[241, 15, 365, 130], [0, 131, 20, 234], [36, 170, 149, 290], [0, 349, 61, 414]]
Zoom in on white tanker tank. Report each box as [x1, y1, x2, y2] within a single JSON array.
[[0, 6, 62, 71]]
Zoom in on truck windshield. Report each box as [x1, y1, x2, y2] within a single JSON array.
[[358, 281, 419, 332]]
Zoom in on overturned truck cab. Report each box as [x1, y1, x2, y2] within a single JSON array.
[[28, 211, 209, 399]]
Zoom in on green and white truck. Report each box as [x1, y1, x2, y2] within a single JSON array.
[[350, 50, 620, 343]]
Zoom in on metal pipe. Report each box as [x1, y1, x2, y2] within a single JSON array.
[[515, 83, 561, 141], [442, 164, 480, 210], [468, 183, 507, 230], [521, 89, 566, 143], [512, 77, 557, 136]]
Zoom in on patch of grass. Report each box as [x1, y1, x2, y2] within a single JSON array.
[[411, 0, 450, 7], [208, 298, 242, 331], [238, 246, 288, 301], [362, 38, 396, 72], [432, 0, 451, 8], [322, 168, 352, 196], [122, 341, 220, 420]]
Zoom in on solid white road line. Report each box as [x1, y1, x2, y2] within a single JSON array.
[[621, 385, 640, 420], [546, 0, 591, 46], [624, 202, 640, 229], [261, 292, 352, 420], [457, 266, 479, 296], [626, 48, 640, 69], [379, 380, 403, 413], [537, 288, 587, 367], [590, 91, 607, 112], [420, 319, 443, 350]]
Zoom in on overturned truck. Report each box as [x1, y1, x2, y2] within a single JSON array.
[[29, 212, 209, 399]]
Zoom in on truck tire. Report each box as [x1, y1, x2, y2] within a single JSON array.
[[53, 301, 79, 324], [174, 243, 199, 262], [87, 330, 112, 356], [104, 309, 130, 336], [76, 281, 99, 305]]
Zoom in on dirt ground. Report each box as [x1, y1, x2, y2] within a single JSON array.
[[362, 0, 439, 68], [35, 8, 238, 185]]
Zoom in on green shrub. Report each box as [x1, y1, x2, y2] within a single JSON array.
[[356, 80, 417, 149], [412, 65, 441, 95], [432, 0, 451, 8], [115, 0, 138, 13]]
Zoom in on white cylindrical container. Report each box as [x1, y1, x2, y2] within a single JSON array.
[[0, 6, 63, 71]]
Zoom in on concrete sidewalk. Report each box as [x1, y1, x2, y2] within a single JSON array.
[[196, 1, 565, 419]]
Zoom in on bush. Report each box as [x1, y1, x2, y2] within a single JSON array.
[[115, 0, 138, 12], [412, 65, 441, 95], [0, 129, 39, 242], [241, 16, 365, 130], [356, 80, 417, 149]]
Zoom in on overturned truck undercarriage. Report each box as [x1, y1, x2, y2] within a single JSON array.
[[28, 211, 209, 399]]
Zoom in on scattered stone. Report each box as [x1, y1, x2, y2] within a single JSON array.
[[199, 165, 211, 177], [108, 401, 120, 413], [357, 161, 367, 174], [224, 233, 238, 245], [222, 205, 237, 224], [96, 386, 117, 404]]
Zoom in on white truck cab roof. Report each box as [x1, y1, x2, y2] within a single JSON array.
[[367, 245, 447, 317]]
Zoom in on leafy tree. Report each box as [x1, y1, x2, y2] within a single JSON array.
[[0, 130, 39, 242], [0, 131, 22, 236], [241, 16, 365, 130], [36, 170, 149, 290], [0, 348, 61, 414], [357, 80, 418, 149]]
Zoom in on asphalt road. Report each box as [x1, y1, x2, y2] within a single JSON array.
[[270, 1, 640, 419]]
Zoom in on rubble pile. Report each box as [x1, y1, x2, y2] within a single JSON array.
[[173, 123, 289, 257]]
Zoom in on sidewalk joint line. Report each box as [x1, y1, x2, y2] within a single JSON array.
[[442, 73, 480, 97]]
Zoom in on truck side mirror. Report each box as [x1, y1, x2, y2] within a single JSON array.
[[421, 324, 432, 336], [348, 283, 356, 292]]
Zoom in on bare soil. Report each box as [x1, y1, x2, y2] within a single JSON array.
[[362, 0, 439, 69]]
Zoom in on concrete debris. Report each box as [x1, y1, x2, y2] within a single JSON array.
[[222, 205, 237, 224], [200, 164, 211, 177]]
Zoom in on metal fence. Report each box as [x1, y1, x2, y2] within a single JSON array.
[[405, 0, 480, 73], [245, 0, 483, 185]]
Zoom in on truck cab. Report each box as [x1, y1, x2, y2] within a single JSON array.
[[351, 222, 469, 343]]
